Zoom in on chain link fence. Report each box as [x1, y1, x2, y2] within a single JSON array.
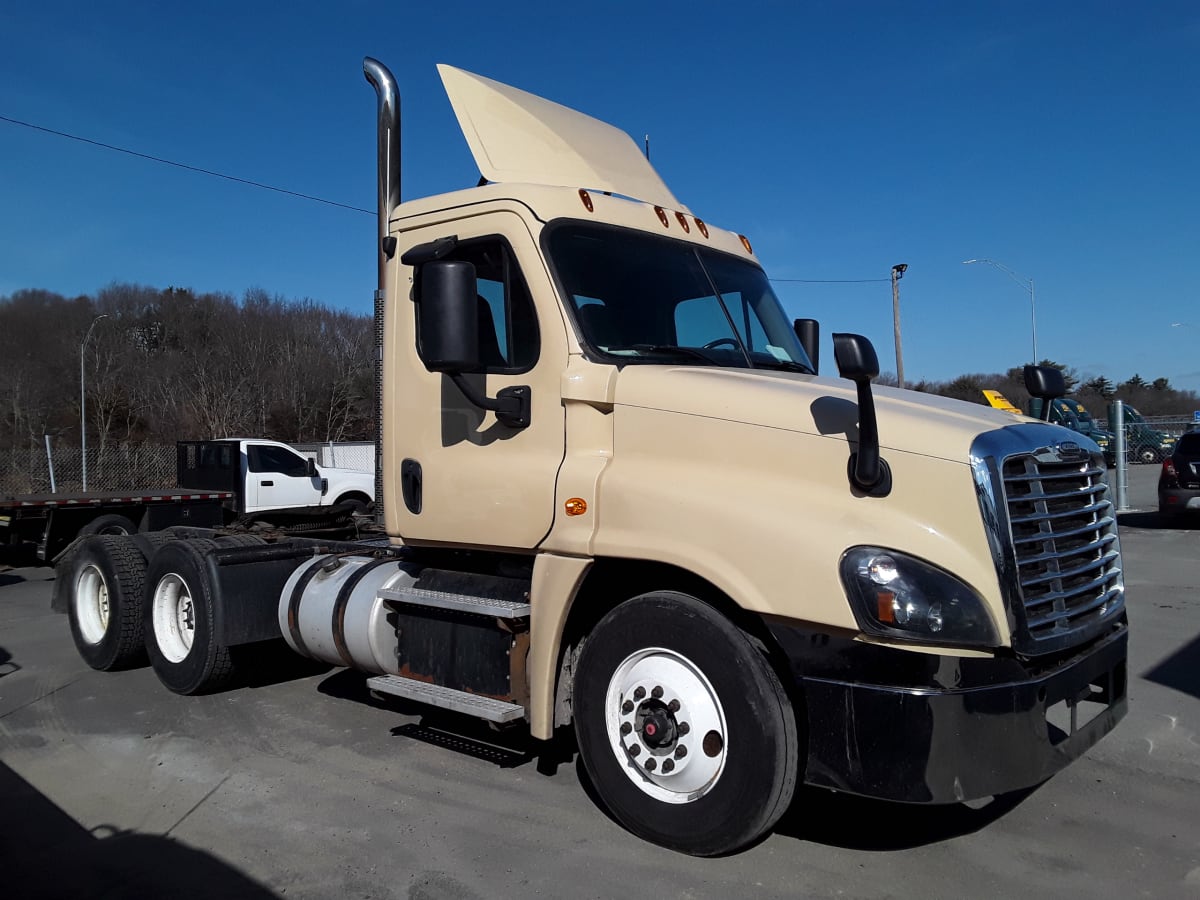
[[1, 445, 176, 496], [1119, 416, 1194, 465], [292, 441, 375, 472], [2, 440, 375, 496]]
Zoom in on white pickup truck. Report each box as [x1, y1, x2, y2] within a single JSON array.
[[179, 438, 375, 515]]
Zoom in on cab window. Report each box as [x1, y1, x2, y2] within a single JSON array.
[[437, 238, 540, 373], [247, 444, 310, 478]]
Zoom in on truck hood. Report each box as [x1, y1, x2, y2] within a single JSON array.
[[611, 365, 1056, 463]]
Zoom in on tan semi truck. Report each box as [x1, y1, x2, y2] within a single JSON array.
[[56, 58, 1128, 856]]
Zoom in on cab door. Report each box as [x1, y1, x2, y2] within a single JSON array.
[[385, 210, 567, 550], [243, 442, 321, 512]]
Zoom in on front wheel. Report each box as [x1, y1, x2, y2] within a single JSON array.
[[573, 592, 798, 856], [1136, 446, 1159, 464]]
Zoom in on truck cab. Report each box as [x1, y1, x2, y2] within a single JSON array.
[[1121, 405, 1176, 463]]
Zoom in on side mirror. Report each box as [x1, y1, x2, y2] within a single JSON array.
[[306, 458, 318, 478], [793, 318, 819, 374], [419, 260, 480, 373], [833, 333, 890, 496], [1023, 365, 1066, 422], [415, 259, 532, 430]]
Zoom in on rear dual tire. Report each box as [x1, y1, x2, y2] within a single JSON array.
[[143, 540, 235, 695], [67, 536, 148, 670]]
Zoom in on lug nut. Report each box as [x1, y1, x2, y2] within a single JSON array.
[[621, 700, 634, 714], [677, 722, 690, 735], [661, 759, 675, 773], [667, 699, 680, 713], [629, 744, 641, 757], [644, 758, 657, 772], [620, 722, 632, 735], [651, 685, 663, 698], [674, 745, 687, 759], [633, 686, 646, 700]]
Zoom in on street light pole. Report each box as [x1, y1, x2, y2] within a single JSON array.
[[80, 314, 108, 492], [891, 264, 908, 389], [962, 258, 1038, 364]]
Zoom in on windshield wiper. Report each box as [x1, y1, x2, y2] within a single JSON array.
[[754, 358, 814, 374], [617, 344, 718, 365]]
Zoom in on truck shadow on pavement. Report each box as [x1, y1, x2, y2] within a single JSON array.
[[0, 644, 19, 678], [0, 761, 280, 900], [1117, 510, 1200, 530], [1143, 632, 1200, 701], [771, 784, 1037, 850]]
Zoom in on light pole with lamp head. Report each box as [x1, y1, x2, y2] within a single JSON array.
[[891, 264, 907, 389], [80, 314, 108, 492], [962, 258, 1037, 364]]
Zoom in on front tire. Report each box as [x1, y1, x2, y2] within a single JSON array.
[[143, 540, 235, 694], [573, 592, 798, 856]]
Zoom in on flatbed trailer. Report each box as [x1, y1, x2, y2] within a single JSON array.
[[1, 490, 232, 562]]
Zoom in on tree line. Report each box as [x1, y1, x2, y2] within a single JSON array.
[[901, 361, 1200, 419], [0, 284, 373, 452], [3, 283, 1196, 455]]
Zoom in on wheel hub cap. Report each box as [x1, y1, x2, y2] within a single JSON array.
[[604, 648, 728, 804]]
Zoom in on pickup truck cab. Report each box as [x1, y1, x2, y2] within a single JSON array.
[[178, 439, 374, 515], [1121, 405, 1176, 464]]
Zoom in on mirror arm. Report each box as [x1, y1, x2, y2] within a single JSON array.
[[448, 374, 531, 429]]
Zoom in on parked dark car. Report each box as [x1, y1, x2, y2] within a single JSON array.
[[1158, 432, 1200, 515]]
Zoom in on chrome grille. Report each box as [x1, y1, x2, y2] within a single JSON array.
[[972, 425, 1125, 656], [1001, 453, 1123, 650]]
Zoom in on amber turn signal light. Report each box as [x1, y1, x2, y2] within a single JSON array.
[[565, 498, 588, 517]]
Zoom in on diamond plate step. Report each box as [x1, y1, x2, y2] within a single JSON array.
[[378, 585, 531, 619], [367, 675, 526, 723]]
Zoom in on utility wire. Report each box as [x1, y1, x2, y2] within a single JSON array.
[[0, 113, 374, 215], [1, 115, 897, 285]]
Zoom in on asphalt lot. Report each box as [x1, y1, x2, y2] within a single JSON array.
[[2, 464, 1198, 899]]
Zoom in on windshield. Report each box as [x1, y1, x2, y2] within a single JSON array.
[[546, 223, 813, 373]]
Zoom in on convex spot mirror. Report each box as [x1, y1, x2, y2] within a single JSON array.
[[419, 260, 480, 373]]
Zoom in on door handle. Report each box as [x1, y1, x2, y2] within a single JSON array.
[[262, 481, 274, 486]]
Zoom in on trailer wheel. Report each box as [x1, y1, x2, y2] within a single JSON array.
[[143, 540, 235, 694], [67, 536, 149, 670], [573, 591, 798, 856], [79, 514, 138, 537]]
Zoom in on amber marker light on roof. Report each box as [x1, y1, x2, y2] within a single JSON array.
[[578, 189, 594, 212], [738, 234, 754, 254], [565, 498, 588, 516], [674, 212, 690, 233], [654, 206, 670, 228], [694, 218, 709, 238]]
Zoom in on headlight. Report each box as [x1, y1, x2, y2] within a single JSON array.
[[840, 547, 1000, 647]]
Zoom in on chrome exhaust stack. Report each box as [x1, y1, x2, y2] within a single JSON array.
[[363, 57, 401, 526]]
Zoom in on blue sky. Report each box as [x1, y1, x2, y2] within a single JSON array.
[[2, 2, 1198, 391]]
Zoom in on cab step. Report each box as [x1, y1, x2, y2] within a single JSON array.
[[367, 674, 526, 723], [378, 585, 531, 619]]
